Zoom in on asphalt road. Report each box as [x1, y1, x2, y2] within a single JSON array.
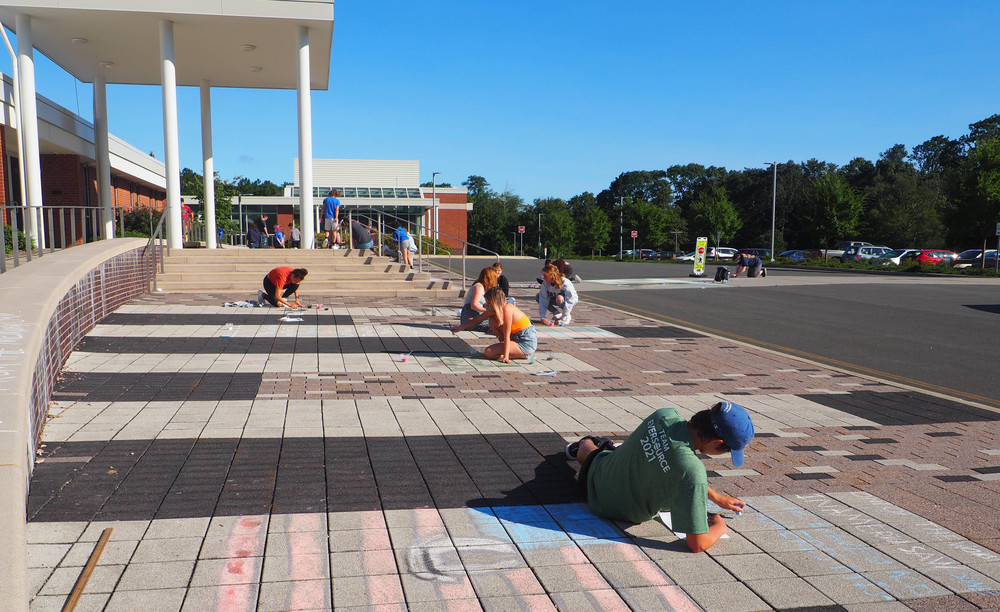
[[432, 256, 1000, 407]]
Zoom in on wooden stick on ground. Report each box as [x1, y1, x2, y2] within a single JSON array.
[[62, 527, 113, 612]]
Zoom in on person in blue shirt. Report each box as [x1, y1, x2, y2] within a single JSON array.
[[321, 190, 341, 248], [732, 251, 766, 278], [392, 225, 414, 268]]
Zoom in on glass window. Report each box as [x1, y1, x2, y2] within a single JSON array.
[[407, 188, 421, 198], [394, 188, 408, 198], [356, 188, 369, 197], [369, 188, 382, 198], [343, 188, 357, 197]]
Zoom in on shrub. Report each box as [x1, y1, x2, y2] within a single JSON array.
[[3, 223, 26, 253], [121, 207, 164, 237]]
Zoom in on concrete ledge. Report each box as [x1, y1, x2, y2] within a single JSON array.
[[0, 238, 150, 612]]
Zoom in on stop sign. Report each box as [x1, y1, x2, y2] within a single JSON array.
[[631, 230, 638, 238], [518, 226, 525, 233]]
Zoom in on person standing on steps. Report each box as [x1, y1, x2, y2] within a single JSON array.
[[321, 190, 341, 249]]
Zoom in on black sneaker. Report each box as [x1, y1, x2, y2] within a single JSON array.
[[762, 268, 767, 278], [565, 441, 580, 460]]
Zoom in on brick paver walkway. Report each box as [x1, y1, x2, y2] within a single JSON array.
[[25, 285, 1000, 611]]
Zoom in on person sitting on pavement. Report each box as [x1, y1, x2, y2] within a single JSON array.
[[460, 266, 499, 331], [567, 401, 755, 553], [451, 287, 537, 363], [538, 262, 579, 326], [392, 225, 414, 268], [492, 261, 515, 303], [554, 258, 583, 283], [259, 267, 307, 308], [350, 220, 377, 255], [732, 250, 766, 278]]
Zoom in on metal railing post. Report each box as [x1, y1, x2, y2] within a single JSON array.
[[11, 205, 20, 266], [0, 206, 6, 274]]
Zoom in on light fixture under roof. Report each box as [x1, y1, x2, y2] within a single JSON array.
[[249, 66, 263, 73], [98, 61, 114, 68], [71, 37, 88, 45], [241, 44, 256, 52]]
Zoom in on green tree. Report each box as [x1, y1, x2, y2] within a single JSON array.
[[234, 177, 284, 196], [465, 178, 523, 254], [690, 186, 742, 247], [944, 137, 1000, 250], [910, 136, 963, 176], [575, 201, 611, 257], [802, 171, 864, 249], [535, 197, 576, 258], [462, 175, 490, 202], [180, 167, 203, 195], [420, 181, 452, 188]]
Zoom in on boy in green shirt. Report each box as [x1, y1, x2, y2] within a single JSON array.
[[567, 401, 754, 552]]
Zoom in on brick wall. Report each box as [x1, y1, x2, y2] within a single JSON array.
[[438, 209, 468, 250], [28, 246, 154, 447], [0, 126, 8, 209]]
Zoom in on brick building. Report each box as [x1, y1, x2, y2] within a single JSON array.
[[0, 75, 166, 246]]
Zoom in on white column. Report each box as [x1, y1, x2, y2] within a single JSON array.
[[15, 13, 44, 249], [94, 74, 113, 240], [159, 20, 182, 249], [200, 80, 217, 248], [296, 26, 314, 248]]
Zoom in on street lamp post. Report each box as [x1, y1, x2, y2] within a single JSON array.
[[765, 162, 779, 262], [618, 196, 625, 258], [538, 213, 543, 258], [431, 171, 440, 255]]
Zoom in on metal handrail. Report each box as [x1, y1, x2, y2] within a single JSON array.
[[1, 203, 162, 276], [349, 209, 499, 291], [144, 210, 169, 292]]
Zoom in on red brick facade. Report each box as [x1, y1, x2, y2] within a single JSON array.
[[0, 150, 165, 246], [424, 191, 468, 250]]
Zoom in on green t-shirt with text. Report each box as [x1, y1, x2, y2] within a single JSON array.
[[586, 408, 708, 533]]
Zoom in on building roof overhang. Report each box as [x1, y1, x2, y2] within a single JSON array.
[[0, 1, 334, 89]]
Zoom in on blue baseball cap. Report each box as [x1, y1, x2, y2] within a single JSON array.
[[711, 401, 755, 467]]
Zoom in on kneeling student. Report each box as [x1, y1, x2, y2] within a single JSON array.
[[567, 401, 755, 552]]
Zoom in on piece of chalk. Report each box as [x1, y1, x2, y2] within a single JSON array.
[[736, 511, 742, 516]]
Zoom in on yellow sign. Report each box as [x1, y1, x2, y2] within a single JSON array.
[[693, 237, 708, 276]]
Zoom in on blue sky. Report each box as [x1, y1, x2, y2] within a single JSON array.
[[17, 1, 1000, 203]]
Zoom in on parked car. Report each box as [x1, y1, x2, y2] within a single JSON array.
[[710, 247, 738, 260], [953, 249, 998, 268], [778, 249, 823, 261], [677, 246, 737, 261], [637, 249, 659, 260], [913, 249, 959, 266], [653, 250, 686, 260], [841, 245, 891, 263], [824, 240, 872, 259], [738, 248, 772, 259], [873, 248, 923, 265]]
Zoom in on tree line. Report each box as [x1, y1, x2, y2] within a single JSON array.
[[465, 114, 1000, 258]]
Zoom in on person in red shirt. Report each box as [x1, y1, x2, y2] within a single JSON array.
[[181, 198, 194, 243], [259, 267, 308, 308]]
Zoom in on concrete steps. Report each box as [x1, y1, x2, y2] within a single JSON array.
[[154, 246, 461, 297]]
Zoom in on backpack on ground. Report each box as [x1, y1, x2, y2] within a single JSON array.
[[714, 266, 730, 282]]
